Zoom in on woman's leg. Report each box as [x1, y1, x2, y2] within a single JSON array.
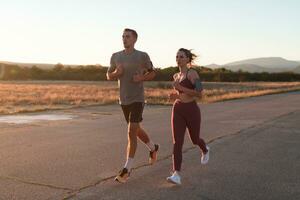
[[171, 104, 187, 171], [186, 103, 208, 154]]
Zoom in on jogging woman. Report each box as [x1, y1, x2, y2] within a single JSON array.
[[167, 48, 209, 185]]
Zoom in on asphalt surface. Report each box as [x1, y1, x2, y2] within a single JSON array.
[[0, 91, 299, 200]]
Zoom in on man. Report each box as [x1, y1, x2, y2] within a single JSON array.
[[106, 28, 159, 183]]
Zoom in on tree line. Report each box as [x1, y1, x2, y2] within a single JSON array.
[[1, 63, 300, 82]]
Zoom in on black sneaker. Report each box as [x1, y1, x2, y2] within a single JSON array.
[[115, 168, 130, 183], [149, 144, 159, 165]]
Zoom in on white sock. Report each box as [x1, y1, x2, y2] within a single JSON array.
[[124, 157, 134, 170], [173, 171, 180, 176], [146, 141, 155, 151]]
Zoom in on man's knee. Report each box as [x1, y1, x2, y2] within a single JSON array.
[[128, 122, 140, 135]]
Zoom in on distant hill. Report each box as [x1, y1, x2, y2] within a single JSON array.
[[293, 66, 300, 74], [225, 57, 299, 69], [205, 57, 300, 74], [222, 64, 270, 73], [205, 63, 221, 69]]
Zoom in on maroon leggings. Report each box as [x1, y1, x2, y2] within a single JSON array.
[[171, 100, 208, 171]]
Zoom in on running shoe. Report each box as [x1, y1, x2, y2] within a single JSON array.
[[149, 144, 159, 165], [167, 171, 181, 185], [201, 146, 210, 164], [115, 168, 130, 183]]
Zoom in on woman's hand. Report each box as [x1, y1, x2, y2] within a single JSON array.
[[169, 92, 179, 101], [173, 81, 184, 92]]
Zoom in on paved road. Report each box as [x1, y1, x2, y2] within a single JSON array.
[[0, 92, 299, 200]]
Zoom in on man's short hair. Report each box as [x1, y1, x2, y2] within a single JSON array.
[[124, 28, 138, 39]]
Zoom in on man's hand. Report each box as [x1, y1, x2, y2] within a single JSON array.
[[115, 64, 124, 77], [133, 73, 144, 82], [107, 64, 124, 80]]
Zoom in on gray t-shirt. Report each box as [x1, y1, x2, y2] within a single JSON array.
[[108, 49, 154, 105]]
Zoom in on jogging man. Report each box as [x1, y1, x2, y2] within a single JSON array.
[[106, 28, 159, 183]]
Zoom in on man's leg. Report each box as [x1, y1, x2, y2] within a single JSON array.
[[115, 122, 139, 183], [136, 126, 149, 143], [130, 102, 159, 164], [136, 126, 156, 151], [116, 102, 159, 183], [127, 122, 139, 159], [115, 105, 138, 183]]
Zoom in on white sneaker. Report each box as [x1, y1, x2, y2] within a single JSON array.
[[167, 171, 181, 185], [201, 146, 210, 164]]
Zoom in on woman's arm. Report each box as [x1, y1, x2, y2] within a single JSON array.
[[181, 87, 202, 97], [173, 69, 203, 98], [169, 73, 181, 100]]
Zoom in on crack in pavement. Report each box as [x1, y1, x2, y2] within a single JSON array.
[[63, 110, 299, 200], [0, 175, 73, 192]]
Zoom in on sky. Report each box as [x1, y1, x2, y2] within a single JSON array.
[[0, 0, 299, 67]]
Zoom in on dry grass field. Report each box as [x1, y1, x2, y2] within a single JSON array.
[[1, 81, 300, 114]]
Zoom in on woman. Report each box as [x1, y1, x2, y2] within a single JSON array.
[[167, 48, 209, 185]]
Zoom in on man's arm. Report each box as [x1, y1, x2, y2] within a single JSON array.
[[106, 65, 123, 80], [133, 69, 156, 82], [106, 71, 116, 80], [106, 53, 123, 80], [142, 69, 156, 81], [133, 52, 156, 82]]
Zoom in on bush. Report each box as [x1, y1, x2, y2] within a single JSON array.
[[1, 64, 300, 82]]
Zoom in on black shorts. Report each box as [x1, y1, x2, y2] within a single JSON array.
[[121, 102, 144, 124]]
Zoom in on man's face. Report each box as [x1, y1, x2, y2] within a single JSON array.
[[122, 31, 136, 48]]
